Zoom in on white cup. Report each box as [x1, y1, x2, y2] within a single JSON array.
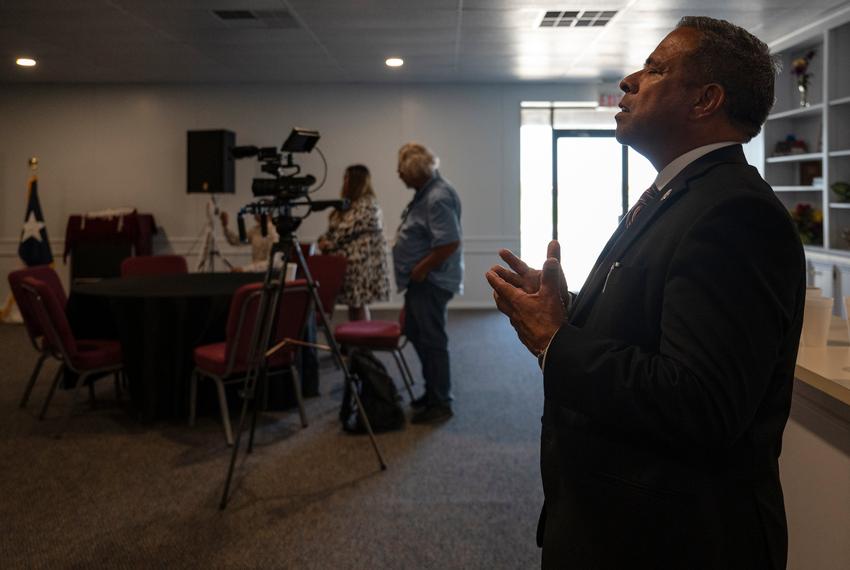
[[285, 262, 298, 282], [801, 296, 834, 347]]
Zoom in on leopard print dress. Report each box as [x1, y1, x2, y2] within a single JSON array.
[[317, 195, 390, 306]]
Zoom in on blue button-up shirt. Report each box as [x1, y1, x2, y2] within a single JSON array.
[[392, 172, 463, 294]]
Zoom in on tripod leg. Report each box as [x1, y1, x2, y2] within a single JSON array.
[[247, 369, 266, 454], [291, 239, 387, 470], [221, 246, 287, 509], [220, 388, 252, 510], [348, 374, 387, 469]]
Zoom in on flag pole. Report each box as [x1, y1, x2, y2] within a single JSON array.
[[0, 157, 39, 323]]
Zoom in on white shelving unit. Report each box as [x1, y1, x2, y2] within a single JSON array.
[[763, 14, 850, 253]]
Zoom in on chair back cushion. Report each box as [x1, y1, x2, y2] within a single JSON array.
[[19, 276, 78, 358], [8, 265, 67, 345], [225, 280, 312, 370], [120, 255, 188, 277], [306, 255, 348, 316], [268, 283, 312, 367], [225, 282, 264, 368]]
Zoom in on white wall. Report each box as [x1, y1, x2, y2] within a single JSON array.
[[0, 82, 597, 307]]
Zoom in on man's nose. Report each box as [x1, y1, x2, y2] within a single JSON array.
[[619, 72, 638, 94]]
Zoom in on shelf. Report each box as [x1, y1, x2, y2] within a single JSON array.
[[830, 95, 850, 107], [766, 152, 824, 163], [829, 150, 850, 158], [774, 185, 823, 192], [767, 103, 823, 120], [830, 203, 850, 209]]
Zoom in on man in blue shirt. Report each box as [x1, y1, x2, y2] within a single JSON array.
[[393, 142, 463, 423]]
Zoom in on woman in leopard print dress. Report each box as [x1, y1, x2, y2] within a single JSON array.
[[317, 164, 390, 320]]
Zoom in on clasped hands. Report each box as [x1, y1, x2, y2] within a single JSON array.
[[485, 240, 569, 357]]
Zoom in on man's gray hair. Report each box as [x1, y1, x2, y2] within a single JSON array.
[[676, 16, 778, 140], [398, 142, 440, 180]]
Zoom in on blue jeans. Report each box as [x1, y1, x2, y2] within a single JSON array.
[[404, 280, 454, 405]]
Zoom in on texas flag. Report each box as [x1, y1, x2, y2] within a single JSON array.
[[18, 176, 53, 266]]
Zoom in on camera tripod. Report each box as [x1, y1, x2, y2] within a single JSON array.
[[219, 203, 386, 510], [192, 194, 234, 272]]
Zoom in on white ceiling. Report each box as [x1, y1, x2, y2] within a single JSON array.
[[1, 0, 848, 84]]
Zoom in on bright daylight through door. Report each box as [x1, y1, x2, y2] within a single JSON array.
[[520, 104, 655, 292]]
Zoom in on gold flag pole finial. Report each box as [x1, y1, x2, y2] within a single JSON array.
[[28, 157, 38, 172]]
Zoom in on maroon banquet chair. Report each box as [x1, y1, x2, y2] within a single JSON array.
[[305, 255, 348, 359], [334, 309, 416, 401], [17, 276, 123, 436], [120, 255, 188, 277], [189, 280, 312, 445], [8, 265, 70, 409]]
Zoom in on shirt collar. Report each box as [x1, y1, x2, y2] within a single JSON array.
[[421, 171, 441, 190], [653, 142, 737, 191]]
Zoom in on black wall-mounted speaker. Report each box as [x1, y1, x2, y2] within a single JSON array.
[[187, 129, 235, 194]]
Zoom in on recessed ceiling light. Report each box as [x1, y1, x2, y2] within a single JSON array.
[[16, 57, 37, 67], [385, 57, 404, 68]]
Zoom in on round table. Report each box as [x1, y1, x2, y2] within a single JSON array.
[[67, 273, 317, 421]]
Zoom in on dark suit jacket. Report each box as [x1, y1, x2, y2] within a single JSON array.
[[538, 145, 805, 569]]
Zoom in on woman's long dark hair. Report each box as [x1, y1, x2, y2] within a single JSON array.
[[332, 164, 374, 220]]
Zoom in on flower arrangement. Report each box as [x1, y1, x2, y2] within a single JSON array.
[[791, 50, 816, 106], [790, 202, 823, 244]]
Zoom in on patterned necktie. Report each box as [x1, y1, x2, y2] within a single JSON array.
[[626, 184, 661, 228]]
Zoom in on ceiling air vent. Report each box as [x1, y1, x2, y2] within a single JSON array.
[[213, 10, 256, 21], [212, 9, 298, 29], [539, 10, 617, 28]]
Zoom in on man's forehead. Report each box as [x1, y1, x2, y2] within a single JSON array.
[[647, 27, 699, 64]]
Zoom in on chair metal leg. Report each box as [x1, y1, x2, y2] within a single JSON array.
[[40, 365, 64, 420], [20, 352, 48, 408], [290, 365, 308, 427], [397, 346, 415, 386], [188, 370, 199, 427], [57, 370, 90, 437], [213, 376, 234, 446], [397, 347, 416, 386], [391, 349, 416, 401]]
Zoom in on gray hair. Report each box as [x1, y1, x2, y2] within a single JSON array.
[[398, 142, 440, 180], [676, 16, 778, 140]]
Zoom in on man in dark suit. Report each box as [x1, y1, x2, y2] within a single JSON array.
[[486, 17, 805, 569]]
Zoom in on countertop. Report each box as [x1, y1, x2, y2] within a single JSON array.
[[795, 316, 850, 406]]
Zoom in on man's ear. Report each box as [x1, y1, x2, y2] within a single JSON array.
[[692, 83, 726, 120]]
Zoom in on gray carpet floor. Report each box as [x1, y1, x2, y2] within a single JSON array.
[[0, 309, 545, 569]]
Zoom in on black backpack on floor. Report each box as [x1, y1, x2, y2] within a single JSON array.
[[339, 349, 405, 433]]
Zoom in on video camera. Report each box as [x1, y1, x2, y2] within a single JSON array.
[[230, 127, 348, 242], [230, 127, 322, 199]]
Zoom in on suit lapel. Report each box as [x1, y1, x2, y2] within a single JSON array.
[[569, 145, 748, 324]]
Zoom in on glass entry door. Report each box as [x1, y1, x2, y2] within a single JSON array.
[[552, 130, 626, 291]]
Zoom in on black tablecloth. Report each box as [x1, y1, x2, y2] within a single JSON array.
[[67, 273, 318, 421]]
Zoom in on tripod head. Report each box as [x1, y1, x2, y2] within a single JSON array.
[[236, 195, 349, 242]]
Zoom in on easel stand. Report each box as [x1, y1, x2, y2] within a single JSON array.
[[219, 206, 386, 510], [193, 194, 233, 272]]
